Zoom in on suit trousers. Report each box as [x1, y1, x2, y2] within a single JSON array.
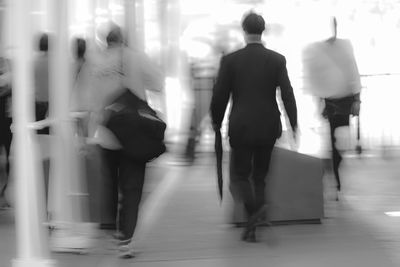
[[104, 149, 146, 239], [229, 144, 275, 219]]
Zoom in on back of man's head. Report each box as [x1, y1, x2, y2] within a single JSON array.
[[242, 12, 265, 35], [106, 26, 123, 47], [74, 38, 86, 59], [39, 33, 49, 52]]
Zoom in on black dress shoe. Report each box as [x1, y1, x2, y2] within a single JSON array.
[[119, 251, 135, 259], [112, 232, 132, 246], [247, 205, 267, 228], [241, 205, 267, 241], [242, 229, 257, 243]]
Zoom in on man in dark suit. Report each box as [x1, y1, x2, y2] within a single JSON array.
[[210, 12, 298, 242]]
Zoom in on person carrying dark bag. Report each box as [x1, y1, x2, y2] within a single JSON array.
[[105, 89, 166, 162], [94, 26, 165, 258]]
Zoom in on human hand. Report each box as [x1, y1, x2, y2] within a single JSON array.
[[288, 128, 298, 151], [291, 127, 298, 145], [292, 129, 297, 141]]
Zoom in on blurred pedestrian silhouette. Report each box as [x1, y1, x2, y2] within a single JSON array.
[[183, 60, 217, 164], [34, 33, 50, 134], [71, 37, 92, 136], [91, 25, 164, 257], [0, 55, 12, 207], [302, 17, 361, 197], [210, 12, 297, 242]]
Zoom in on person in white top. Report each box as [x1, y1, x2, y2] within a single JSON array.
[[92, 25, 164, 255], [302, 17, 361, 197], [34, 33, 50, 134]]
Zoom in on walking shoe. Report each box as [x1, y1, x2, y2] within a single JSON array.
[[111, 232, 132, 246], [242, 228, 257, 243], [117, 238, 132, 246], [118, 243, 135, 259], [247, 205, 268, 229], [241, 205, 268, 241], [119, 250, 135, 259]]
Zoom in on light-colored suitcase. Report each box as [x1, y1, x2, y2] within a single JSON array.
[[231, 146, 324, 225]]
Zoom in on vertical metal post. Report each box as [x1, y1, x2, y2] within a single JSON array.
[[88, 0, 97, 40], [10, 0, 55, 265], [125, 0, 137, 49], [159, 0, 180, 76], [47, 0, 73, 227], [47, 0, 95, 252], [136, 0, 145, 51]]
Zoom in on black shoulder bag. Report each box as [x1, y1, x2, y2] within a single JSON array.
[[104, 49, 166, 162]]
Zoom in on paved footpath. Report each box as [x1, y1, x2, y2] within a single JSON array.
[[1, 153, 400, 267]]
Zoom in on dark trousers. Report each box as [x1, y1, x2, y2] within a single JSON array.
[[328, 114, 349, 191], [229, 144, 274, 219], [0, 95, 12, 197], [184, 108, 199, 162], [35, 101, 49, 134], [0, 117, 11, 197], [104, 149, 146, 239]]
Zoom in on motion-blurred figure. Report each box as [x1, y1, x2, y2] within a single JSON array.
[[92, 25, 164, 257], [182, 25, 234, 164], [69, 37, 103, 225], [71, 37, 92, 136], [183, 60, 217, 164], [0, 55, 12, 207], [302, 17, 361, 196], [34, 33, 50, 134], [210, 12, 297, 242]]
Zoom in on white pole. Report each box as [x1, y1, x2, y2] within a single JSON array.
[[47, 0, 73, 227], [47, 0, 95, 252], [136, 0, 145, 51], [10, 0, 55, 265], [125, 0, 137, 49]]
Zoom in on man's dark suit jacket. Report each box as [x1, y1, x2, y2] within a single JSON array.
[[210, 43, 297, 148]]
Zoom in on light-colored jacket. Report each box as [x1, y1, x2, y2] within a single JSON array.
[[302, 38, 361, 99], [91, 46, 164, 110], [88, 46, 164, 147]]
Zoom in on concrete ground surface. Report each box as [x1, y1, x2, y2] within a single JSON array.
[[1, 149, 400, 267]]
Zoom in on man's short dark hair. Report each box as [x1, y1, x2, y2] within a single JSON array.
[[74, 38, 86, 59], [242, 12, 265, 35], [39, 33, 48, 52], [106, 26, 123, 46]]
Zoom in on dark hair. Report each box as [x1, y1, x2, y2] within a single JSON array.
[[39, 33, 48, 52], [74, 38, 86, 59], [332, 16, 337, 31], [242, 12, 265, 34], [106, 26, 123, 46]]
